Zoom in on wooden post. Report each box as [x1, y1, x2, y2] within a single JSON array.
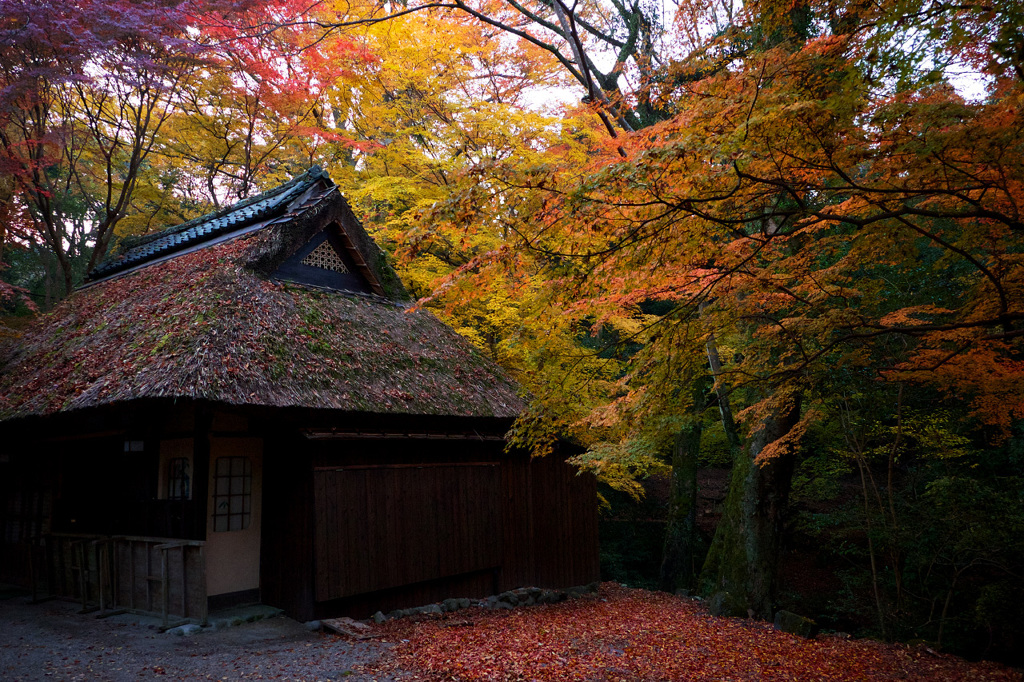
[[57, 536, 67, 596], [129, 540, 136, 611], [193, 404, 212, 625], [160, 547, 169, 628], [198, 544, 208, 626], [111, 540, 120, 610], [180, 546, 187, 619], [192, 406, 212, 541], [76, 542, 87, 612], [98, 541, 106, 613], [29, 537, 37, 603], [45, 537, 53, 600]]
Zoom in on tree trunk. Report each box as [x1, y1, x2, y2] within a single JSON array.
[[57, 249, 73, 298], [40, 249, 54, 311], [660, 418, 705, 592], [700, 394, 801, 618], [705, 331, 741, 449]]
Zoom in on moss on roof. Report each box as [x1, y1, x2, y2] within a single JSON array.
[[0, 224, 523, 422]]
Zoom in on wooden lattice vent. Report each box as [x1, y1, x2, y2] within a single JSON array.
[[302, 241, 349, 273]]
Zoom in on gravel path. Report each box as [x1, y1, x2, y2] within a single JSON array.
[[0, 593, 405, 681]]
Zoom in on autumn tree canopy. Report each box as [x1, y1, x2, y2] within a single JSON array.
[[387, 0, 1024, 642]]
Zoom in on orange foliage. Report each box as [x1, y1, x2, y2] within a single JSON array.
[[426, 20, 1024, 444]]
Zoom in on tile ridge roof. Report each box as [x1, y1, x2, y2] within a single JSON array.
[[88, 166, 332, 282]]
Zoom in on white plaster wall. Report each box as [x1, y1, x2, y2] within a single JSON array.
[[205, 437, 263, 596]]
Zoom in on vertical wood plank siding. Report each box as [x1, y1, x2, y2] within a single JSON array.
[[499, 454, 533, 590], [313, 464, 502, 601], [261, 437, 599, 620], [530, 453, 601, 588]]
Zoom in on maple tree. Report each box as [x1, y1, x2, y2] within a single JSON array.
[[158, 1, 381, 211], [0, 0, 364, 297], [210, 0, 1019, 631], [395, 0, 1024, 626], [219, 0, 669, 131], [265, 1, 589, 355], [0, 0, 205, 297]]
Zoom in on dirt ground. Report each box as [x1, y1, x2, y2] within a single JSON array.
[[0, 591, 402, 681]]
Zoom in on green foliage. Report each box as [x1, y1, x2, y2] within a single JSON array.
[[794, 403, 1024, 661], [699, 420, 737, 468], [597, 480, 669, 591], [599, 519, 666, 591], [791, 449, 850, 505]]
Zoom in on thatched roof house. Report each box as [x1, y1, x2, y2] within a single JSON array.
[[0, 168, 598, 623]]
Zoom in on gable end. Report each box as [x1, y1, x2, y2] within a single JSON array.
[[273, 223, 386, 296]]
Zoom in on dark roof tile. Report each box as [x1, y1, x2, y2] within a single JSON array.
[[89, 167, 328, 281]]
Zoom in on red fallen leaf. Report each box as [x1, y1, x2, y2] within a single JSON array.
[[361, 584, 1020, 682]]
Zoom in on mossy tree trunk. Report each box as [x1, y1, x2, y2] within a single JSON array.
[[700, 395, 801, 618], [660, 417, 705, 592], [660, 329, 743, 594]]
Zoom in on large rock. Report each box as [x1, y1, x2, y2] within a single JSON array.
[[442, 598, 472, 612], [536, 590, 559, 604], [322, 617, 373, 637], [773, 610, 820, 639], [167, 623, 202, 636], [708, 591, 748, 618], [485, 595, 514, 610], [498, 591, 519, 606]]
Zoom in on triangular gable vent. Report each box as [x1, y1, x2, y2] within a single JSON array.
[[302, 241, 349, 273], [274, 225, 386, 298]]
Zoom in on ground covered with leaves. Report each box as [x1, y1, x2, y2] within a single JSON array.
[[2, 584, 1020, 680], [364, 584, 1021, 681]]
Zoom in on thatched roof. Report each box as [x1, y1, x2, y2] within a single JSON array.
[[0, 170, 523, 422]]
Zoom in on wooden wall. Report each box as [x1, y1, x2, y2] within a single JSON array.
[[1, 403, 601, 622], [530, 451, 601, 588], [313, 463, 501, 601], [260, 432, 600, 620], [498, 453, 533, 591]]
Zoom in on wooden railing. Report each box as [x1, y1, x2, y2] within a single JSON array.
[[31, 533, 207, 627]]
